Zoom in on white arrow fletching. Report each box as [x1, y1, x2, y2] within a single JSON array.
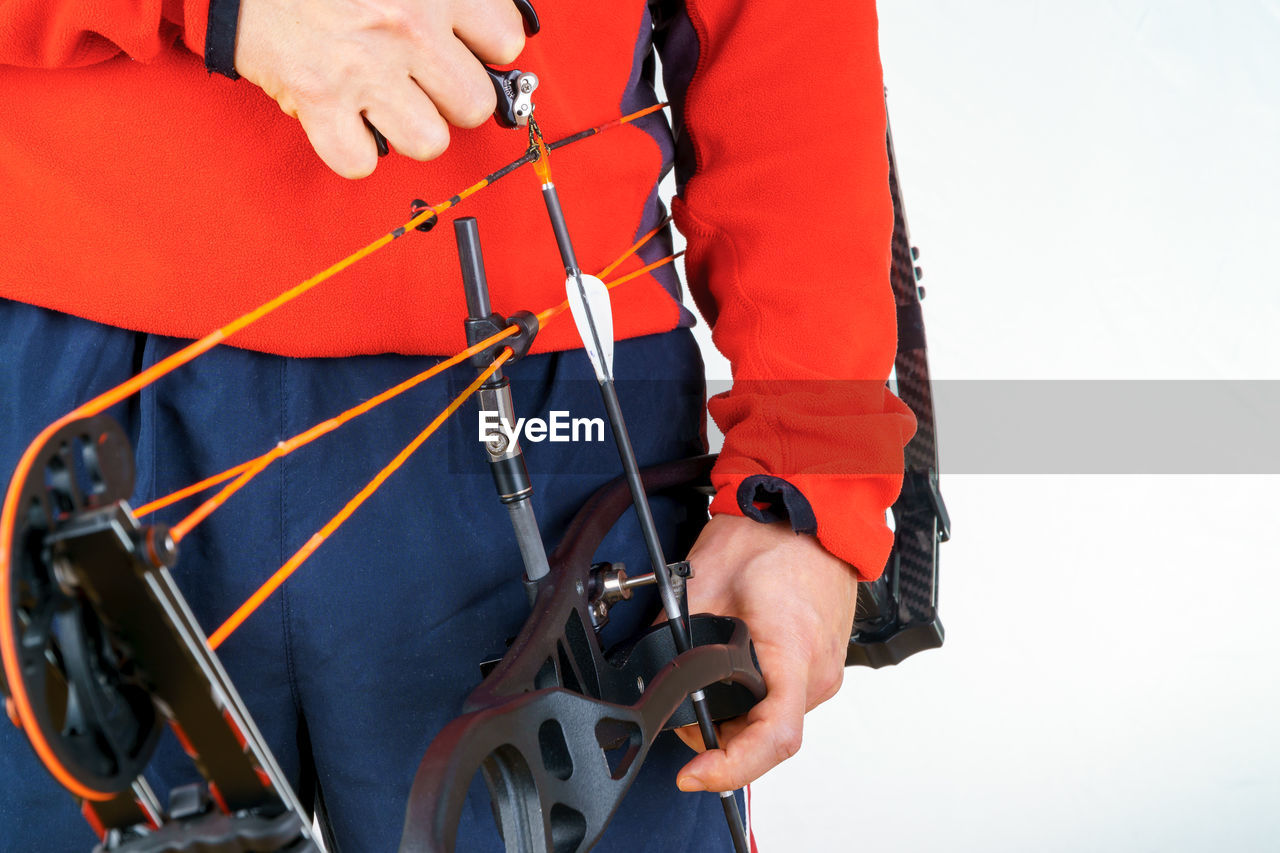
[[565, 273, 614, 381]]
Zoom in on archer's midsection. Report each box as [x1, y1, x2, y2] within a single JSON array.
[[0, 0, 682, 358]]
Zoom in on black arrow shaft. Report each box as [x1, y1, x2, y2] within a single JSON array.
[[535, 177, 749, 853]]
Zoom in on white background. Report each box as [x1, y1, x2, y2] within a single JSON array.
[[673, 2, 1280, 850]]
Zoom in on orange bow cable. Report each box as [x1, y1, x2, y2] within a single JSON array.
[[138, 227, 677, 523], [537, 250, 685, 327], [200, 254, 683, 649], [169, 453, 277, 544], [207, 349, 512, 650], [202, 245, 682, 645], [597, 215, 673, 280], [136, 461, 259, 517], [606, 251, 685, 290], [145, 325, 519, 526], [162, 250, 681, 541]]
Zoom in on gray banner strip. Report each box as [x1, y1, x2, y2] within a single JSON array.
[[703, 380, 1280, 475], [926, 380, 1278, 474]]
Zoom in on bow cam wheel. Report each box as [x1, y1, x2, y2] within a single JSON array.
[[1, 415, 162, 797]]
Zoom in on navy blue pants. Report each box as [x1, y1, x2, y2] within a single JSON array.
[[0, 299, 738, 852]]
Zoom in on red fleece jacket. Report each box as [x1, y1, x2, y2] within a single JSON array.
[[0, 0, 915, 579]]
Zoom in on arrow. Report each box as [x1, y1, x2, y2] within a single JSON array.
[[530, 130, 751, 853]]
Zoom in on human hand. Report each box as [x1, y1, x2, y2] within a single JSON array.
[[672, 514, 859, 792], [235, 0, 527, 178]]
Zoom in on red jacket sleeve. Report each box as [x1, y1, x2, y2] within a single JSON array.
[[661, 0, 916, 580], [0, 0, 211, 68]]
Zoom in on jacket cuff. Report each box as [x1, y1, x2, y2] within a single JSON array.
[[203, 0, 241, 78], [735, 475, 817, 534], [705, 378, 915, 581], [710, 471, 901, 583]]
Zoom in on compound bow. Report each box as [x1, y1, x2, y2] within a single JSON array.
[[0, 51, 946, 853]]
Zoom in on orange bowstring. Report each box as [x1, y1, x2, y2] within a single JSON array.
[[207, 350, 511, 650], [609, 101, 667, 126], [30, 103, 670, 439], [55, 208, 438, 428]]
